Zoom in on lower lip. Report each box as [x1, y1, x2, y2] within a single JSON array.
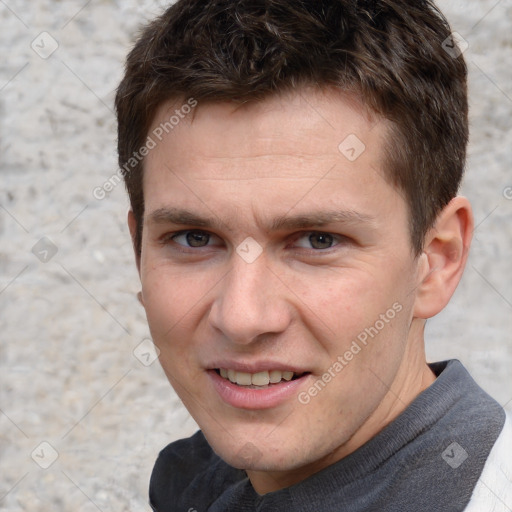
[[208, 370, 310, 410]]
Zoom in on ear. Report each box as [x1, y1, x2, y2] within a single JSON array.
[[127, 209, 142, 276], [413, 196, 473, 319]]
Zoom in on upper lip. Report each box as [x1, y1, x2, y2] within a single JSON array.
[[207, 360, 309, 374]]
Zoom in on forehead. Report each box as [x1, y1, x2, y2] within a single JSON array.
[[148, 88, 386, 167], [142, 87, 403, 226]]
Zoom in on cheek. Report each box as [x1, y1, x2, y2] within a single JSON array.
[[290, 271, 382, 338], [140, 265, 195, 356], [297, 267, 411, 360], [140, 263, 217, 372], [141, 272, 178, 333], [142, 285, 199, 389], [141, 260, 207, 321]]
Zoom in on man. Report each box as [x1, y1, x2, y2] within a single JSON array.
[[115, 0, 512, 510]]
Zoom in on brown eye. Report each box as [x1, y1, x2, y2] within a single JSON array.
[[170, 230, 213, 247], [292, 231, 348, 251], [185, 231, 210, 247], [308, 233, 335, 249]]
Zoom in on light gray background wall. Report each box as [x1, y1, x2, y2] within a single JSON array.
[[1, 1, 511, 510]]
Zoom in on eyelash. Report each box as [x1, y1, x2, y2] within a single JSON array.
[[162, 230, 223, 250], [160, 229, 349, 253]]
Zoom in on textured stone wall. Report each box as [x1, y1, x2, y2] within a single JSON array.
[[1, 1, 511, 509]]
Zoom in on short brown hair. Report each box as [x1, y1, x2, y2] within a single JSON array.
[[115, 0, 468, 255]]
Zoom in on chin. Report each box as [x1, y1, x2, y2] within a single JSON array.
[[207, 429, 313, 474]]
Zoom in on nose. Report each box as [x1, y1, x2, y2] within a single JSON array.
[[208, 253, 292, 345]]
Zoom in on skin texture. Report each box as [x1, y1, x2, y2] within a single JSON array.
[[129, 87, 473, 495]]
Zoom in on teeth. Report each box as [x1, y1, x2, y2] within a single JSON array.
[[269, 370, 282, 383], [236, 372, 252, 386], [219, 369, 298, 386], [251, 371, 270, 386]]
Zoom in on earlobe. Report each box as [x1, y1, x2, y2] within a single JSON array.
[[413, 197, 473, 319], [127, 209, 142, 276]]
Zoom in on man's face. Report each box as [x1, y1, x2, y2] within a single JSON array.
[[136, 88, 431, 491]]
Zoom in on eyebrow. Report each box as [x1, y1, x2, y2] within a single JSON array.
[[147, 207, 218, 228], [270, 210, 375, 231], [146, 207, 375, 232]]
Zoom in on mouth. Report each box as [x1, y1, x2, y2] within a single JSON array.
[[215, 368, 307, 389], [206, 360, 312, 409]]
